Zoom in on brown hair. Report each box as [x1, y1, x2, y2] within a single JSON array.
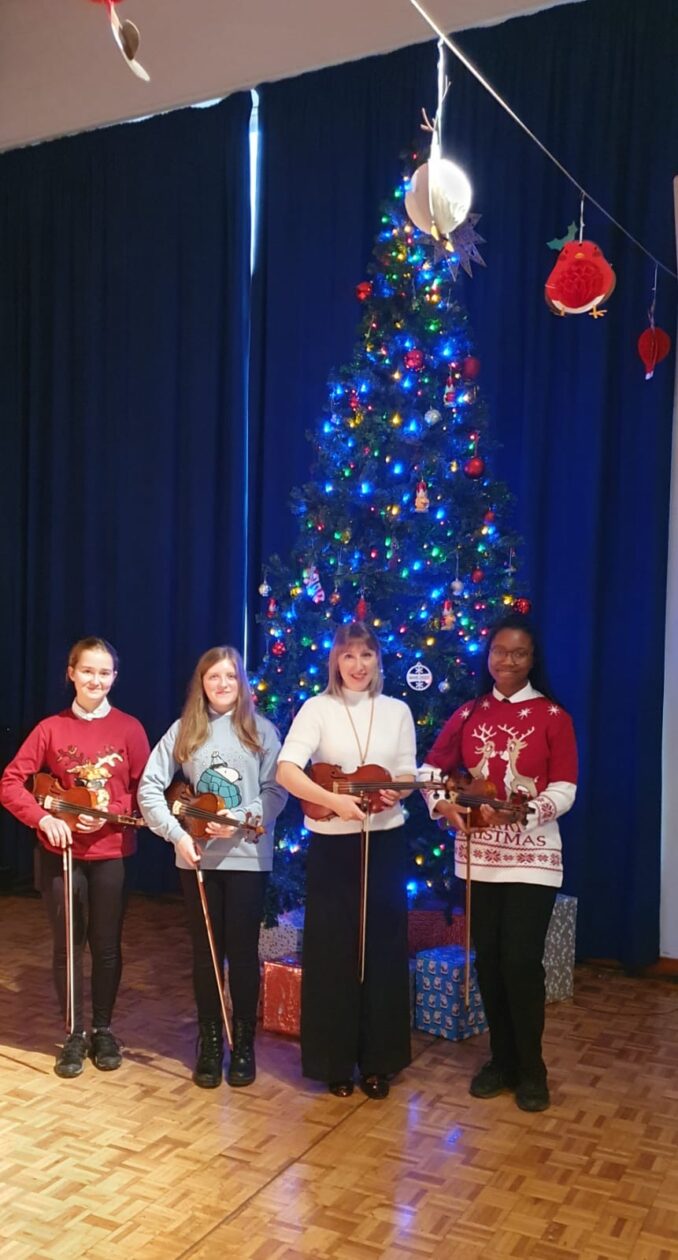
[[325, 622, 383, 699], [174, 646, 262, 764], [66, 636, 119, 684]]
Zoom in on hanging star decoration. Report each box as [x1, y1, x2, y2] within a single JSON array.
[[433, 213, 486, 280]]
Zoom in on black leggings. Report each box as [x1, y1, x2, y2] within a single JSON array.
[[179, 868, 268, 1024], [38, 847, 128, 1031]]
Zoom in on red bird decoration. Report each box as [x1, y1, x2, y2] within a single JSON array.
[[545, 240, 616, 317]]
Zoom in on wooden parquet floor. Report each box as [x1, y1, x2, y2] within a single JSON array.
[[1, 897, 678, 1260]]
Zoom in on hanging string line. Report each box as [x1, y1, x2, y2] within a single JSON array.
[[408, 0, 678, 281]]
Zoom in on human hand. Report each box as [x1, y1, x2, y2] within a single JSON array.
[[433, 799, 470, 832], [205, 809, 238, 839], [332, 794, 366, 823], [176, 834, 201, 867], [38, 815, 72, 849], [75, 813, 105, 833], [379, 788, 401, 808]]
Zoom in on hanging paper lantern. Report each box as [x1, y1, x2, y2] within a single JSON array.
[[545, 240, 616, 317], [471, 568, 484, 583], [513, 597, 532, 614], [355, 595, 368, 621], [424, 408, 442, 427], [414, 481, 430, 512], [637, 325, 671, 380], [464, 456, 485, 479], [462, 355, 481, 380], [355, 280, 373, 302], [404, 348, 425, 371], [405, 134, 472, 241]]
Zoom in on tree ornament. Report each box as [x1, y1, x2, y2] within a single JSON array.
[[355, 280, 373, 302], [424, 408, 442, 427], [483, 510, 495, 523], [451, 578, 464, 596], [471, 568, 484, 583], [404, 348, 425, 371], [414, 480, 430, 512], [638, 325, 671, 380], [302, 565, 326, 604], [258, 579, 271, 597], [406, 662, 433, 691], [271, 640, 286, 658], [545, 240, 615, 317], [443, 374, 457, 408], [513, 597, 532, 614], [349, 392, 361, 412], [329, 589, 341, 606], [438, 679, 451, 693], [462, 355, 481, 380], [464, 456, 485, 479], [440, 599, 455, 629], [266, 597, 278, 617], [355, 594, 368, 621]]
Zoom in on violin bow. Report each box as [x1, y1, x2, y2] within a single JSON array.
[[194, 854, 233, 1050], [62, 842, 75, 1035]]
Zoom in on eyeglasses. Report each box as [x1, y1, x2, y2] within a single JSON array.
[[489, 646, 532, 662]]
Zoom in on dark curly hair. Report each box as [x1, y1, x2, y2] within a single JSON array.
[[475, 613, 560, 703]]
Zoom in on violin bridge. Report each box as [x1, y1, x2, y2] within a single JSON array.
[[170, 801, 183, 816]]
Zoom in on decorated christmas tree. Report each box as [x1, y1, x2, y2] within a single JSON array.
[[253, 156, 529, 918]]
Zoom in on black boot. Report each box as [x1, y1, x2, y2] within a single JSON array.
[[193, 1019, 223, 1089], [227, 1017, 256, 1087]]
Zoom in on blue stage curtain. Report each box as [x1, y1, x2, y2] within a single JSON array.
[[250, 0, 678, 965], [0, 96, 251, 891]]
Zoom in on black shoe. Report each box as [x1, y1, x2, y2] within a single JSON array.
[[329, 1080, 354, 1097], [226, 1017, 256, 1088], [360, 1074, 390, 1100], [469, 1060, 519, 1099], [90, 1027, 123, 1071], [193, 1019, 224, 1089], [516, 1077, 550, 1112], [55, 1031, 89, 1079]]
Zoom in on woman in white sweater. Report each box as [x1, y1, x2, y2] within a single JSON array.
[[277, 622, 416, 1099]]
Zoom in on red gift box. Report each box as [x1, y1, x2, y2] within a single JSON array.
[[262, 954, 302, 1036], [408, 907, 465, 956]]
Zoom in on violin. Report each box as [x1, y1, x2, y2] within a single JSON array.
[[30, 772, 143, 829], [165, 780, 265, 841], [303, 763, 418, 821], [441, 772, 533, 830]]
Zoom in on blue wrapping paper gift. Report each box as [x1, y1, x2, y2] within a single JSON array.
[[415, 946, 488, 1041]]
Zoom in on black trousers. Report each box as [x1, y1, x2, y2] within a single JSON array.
[[471, 881, 556, 1082], [301, 827, 411, 1083], [180, 868, 268, 1025], [38, 847, 127, 1031]]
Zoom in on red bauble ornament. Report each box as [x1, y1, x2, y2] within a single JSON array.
[[355, 280, 372, 302], [471, 568, 484, 584], [355, 596, 368, 620], [464, 456, 485, 479], [271, 640, 286, 657], [349, 392, 360, 411], [545, 240, 616, 317], [403, 348, 425, 371], [266, 598, 278, 618], [483, 510, 495, 523], [462, 355, 481, 380], [513, 597, 532, 615], [637, 326, 671, 380]]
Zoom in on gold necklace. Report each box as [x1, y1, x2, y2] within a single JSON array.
[[342, 695, 375, 766]]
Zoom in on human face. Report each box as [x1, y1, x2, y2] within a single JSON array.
[[338, 643, 378, 692], [487, 628, 534, 697], [68, 648, 117, 712], [202, 658, 240, 714]]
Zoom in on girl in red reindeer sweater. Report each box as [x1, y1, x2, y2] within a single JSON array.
[[0, 637, 149, 1079]]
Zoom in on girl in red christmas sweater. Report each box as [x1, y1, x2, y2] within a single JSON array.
[[0, 637, 150, 1079], [422, 614, 577, 1113]]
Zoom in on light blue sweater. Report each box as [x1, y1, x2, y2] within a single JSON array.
[[138, 711, 287, 871]]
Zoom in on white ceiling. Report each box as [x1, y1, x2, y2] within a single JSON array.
[[0, 0, 581, 153]]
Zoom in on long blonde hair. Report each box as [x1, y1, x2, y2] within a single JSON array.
[[174, 646, 262, 763], [325, 622, 383, 698]]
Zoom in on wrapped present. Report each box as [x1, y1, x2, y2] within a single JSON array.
[[408, 958, 416, 1027], [262, 954, 302, 1036], [415, 946, 488, 1041], [544, 893, 577, 1002], [259, 907, 305, 961], [408, 905, 465, 956]]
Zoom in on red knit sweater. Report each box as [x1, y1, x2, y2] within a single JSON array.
[[0, 708, 150, 860]]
